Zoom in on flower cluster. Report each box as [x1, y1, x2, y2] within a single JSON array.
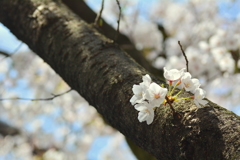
[[130, 74, 168, 125], [130, 68, 208, 125]]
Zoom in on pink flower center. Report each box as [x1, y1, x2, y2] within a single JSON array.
[[154, 93, 160, 99], [184, 82, 190, 88]]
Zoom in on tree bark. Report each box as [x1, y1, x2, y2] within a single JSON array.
[[0, 0, 239, 159], [61, 0, 163, 77]]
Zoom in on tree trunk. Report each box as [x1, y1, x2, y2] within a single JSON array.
[[61, 0, 163, 77], [0, 0, 239, 159]]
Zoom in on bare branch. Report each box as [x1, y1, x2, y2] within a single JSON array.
[[0, 42, 23, 59], [114, 0, 121, 41], [0, 89, 72, 101], [94, 0, 105, 26], [0, 51, 11, 57], [178, 41, 189, 72]]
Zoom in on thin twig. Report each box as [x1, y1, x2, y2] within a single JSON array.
[[114, 0, 121, 41], [12, 42, 23, 55], [94, 0, 105, 26], [178, 41, 189, 72], [0, 89, 72, 101]]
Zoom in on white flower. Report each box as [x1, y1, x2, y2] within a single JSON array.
[[194, 88, 208, 107], [146, 82, 168, 107], [225, 33, 239, 51], [180, 72, 200, 92], [134, 102, 154, 125], [140, 74, 152, 90], [130, 74, 152, 105], [130, 84, 145, 105], [43, 148, 66, 160], [185, 46, 206, 76], [198, 41, 210, 52], [211, 47, 228, 61], [218, 53, 235, 73], [209, 33, 225, 48], [164, 67, 185, 84]]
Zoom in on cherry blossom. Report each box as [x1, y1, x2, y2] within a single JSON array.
[[131, 72, 208, 124], [140, 74, 152, 90], [134, 102, 154, 125], [146, 82, 168, 107], [129, 84, 146, 105], [179, 72, 200, 92], [194, 88, 208, 107], [130, 74, 152, 105], [164, 67, 185, 84]]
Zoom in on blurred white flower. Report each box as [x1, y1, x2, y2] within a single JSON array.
[[0, 59, 9, 73], [43, 149, 66, 160], [225, 32, 240, 51], [153, 57, 166, 69], [209, 34, 224, 48]]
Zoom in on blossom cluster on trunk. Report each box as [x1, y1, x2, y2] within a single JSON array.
[[130, 68, 208, 125]]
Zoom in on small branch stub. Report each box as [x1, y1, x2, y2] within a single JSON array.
[[114, 0, 121, 41], [94, 0, 105, 27]]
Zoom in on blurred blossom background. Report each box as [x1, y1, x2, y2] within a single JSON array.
[[0, 0, 240, 159]]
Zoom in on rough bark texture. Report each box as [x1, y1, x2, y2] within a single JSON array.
[[61, 0, 163, 77], [0, 0, 239, 159]]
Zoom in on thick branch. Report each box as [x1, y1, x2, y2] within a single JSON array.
[[62, 0, 162, 77], [0, 0, 239, 159], [0, 121, 20, 136]]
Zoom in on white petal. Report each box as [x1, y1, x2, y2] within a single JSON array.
[[142, 74, 152, 84], [149, 82, 161, 93], [192, 79, 200, 88], [194, 99, 201, 107], [138, 111, 148, 122], [164, 67, 186, 81], [130, 95, 138, 105], [182, 72, 192, 79], [134, 103, 147, 111], [146, 114, 154, 125], [199, 99, 208, 105], [132, 84, 142, 95], [160, 87, 168, 97]]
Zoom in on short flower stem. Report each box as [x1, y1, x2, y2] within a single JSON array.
[[168, 83, 172, 96], [165, 96, 175, 114], [170, 82, 179, 96], [175, 97, 192, 102], [175, 88, 184, 97]]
